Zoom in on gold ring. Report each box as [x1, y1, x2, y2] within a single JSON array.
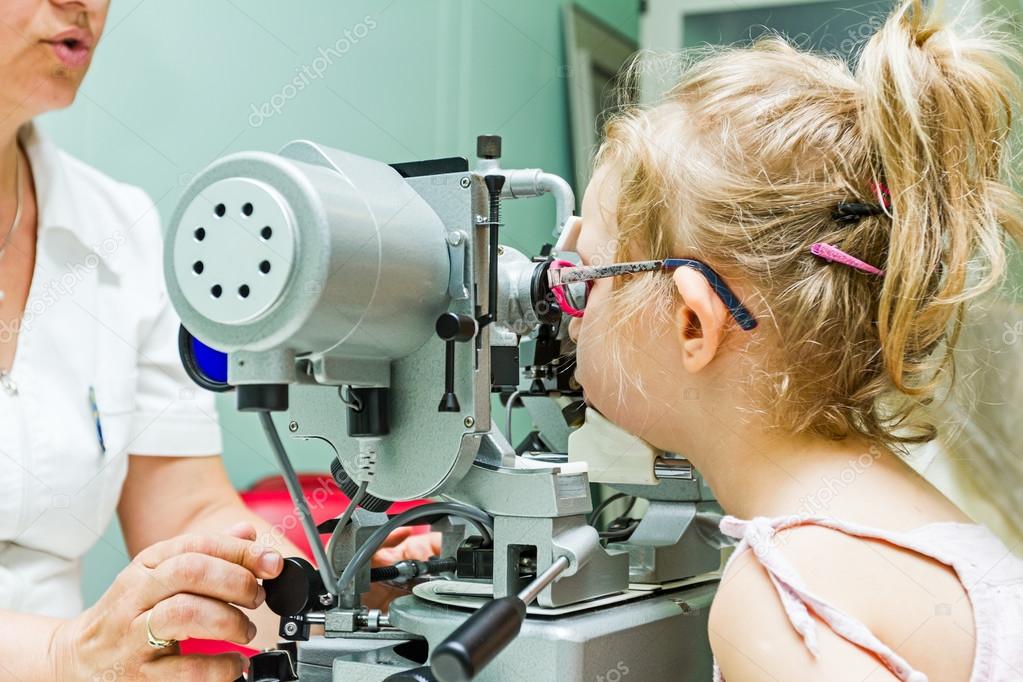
[[145, 609, 176, 649]]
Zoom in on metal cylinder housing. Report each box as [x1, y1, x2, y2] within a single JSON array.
[[164, 141, 451, 362]]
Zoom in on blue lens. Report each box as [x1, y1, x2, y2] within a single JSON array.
[[190, 337, 228, 383]]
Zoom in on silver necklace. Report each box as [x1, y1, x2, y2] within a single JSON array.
[[0, 148, 24, 396]]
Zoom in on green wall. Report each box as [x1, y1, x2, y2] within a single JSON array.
[[32, 0, 637, 606]]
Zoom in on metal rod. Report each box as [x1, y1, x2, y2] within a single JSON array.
[[259, 412, 339, 595], [517, 555, 570, 605]]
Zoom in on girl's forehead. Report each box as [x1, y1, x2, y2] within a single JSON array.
[[577, 165, 620, 254]]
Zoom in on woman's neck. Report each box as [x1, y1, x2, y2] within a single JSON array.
[[0, 129, 22, 207]]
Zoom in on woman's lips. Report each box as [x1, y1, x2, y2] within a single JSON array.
[[47, 40, 91, 68], [43, 28, 94, 69]]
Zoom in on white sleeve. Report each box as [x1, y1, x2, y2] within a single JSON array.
[[128, 290, 223, 457]]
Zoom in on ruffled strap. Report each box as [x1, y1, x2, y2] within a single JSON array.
[[719, 515, 928, 682]]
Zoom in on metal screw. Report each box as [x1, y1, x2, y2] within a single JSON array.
[[497, 245, 505, 256], [319, 593, 334, 606], [288, 420, 299, 432], [459, 176, 471, 189], [446, 231, 464, 246], [283, 621, 299, 636], [463, 416, 475, 428]]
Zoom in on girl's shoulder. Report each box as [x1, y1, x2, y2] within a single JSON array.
[[710, 516, 979, 682]]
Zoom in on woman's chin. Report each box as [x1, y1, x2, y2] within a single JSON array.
[[32, 74, 83, 111]]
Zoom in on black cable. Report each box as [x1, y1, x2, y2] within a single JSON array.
[[370, 557, 457, 583], [335, 502, 493, 595], [588, 492, 635, 527], [599, 519, 640, 542]]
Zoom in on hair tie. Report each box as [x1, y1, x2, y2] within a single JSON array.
[[810, 243, 885, 277]]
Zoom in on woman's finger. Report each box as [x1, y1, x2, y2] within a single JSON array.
[[138, 652, 247, 681], [133, 532, 283, 580], [223, 521, 257, 541], [143, 594, 256, 646], [377, 526, 415, 549], [141, 553, 265, 610], [371, 546, 402, 568]]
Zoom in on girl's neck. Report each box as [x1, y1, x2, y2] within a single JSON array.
[[678, 420, 968, 530]]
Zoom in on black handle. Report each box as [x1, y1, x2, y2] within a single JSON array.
[[429, 596, 527, 682]]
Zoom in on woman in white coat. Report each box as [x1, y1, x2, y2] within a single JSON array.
[[0, 2, 436, 678]]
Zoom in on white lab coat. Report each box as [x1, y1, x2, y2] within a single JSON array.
[[0, 123, 221, 618]]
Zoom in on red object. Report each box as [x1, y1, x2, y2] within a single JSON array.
[[179, 473, 431, 657], [240, 473, 429, 557]]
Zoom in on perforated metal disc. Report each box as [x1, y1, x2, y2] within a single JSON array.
[[172, 177, 297, 325]]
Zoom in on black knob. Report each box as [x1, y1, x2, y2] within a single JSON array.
[[436, 313, 477, 343], [263, 557, 325, 617], [437, 392, 461, 413], [476, 135, 501, 160]]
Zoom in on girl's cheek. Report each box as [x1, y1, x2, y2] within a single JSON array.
[[568, 316, 581, 343]]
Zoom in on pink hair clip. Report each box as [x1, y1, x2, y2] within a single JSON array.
[[810, 243, 885, 277]]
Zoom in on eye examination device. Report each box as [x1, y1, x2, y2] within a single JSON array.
[[164, 135, 725, 681]]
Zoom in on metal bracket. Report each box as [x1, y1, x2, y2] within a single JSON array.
[[446, 230, 469, 300]]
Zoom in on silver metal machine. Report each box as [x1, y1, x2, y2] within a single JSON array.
[[164, 135, 726, 681]]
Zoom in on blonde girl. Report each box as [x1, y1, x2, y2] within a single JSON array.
[[559, 1, 1023, 679]]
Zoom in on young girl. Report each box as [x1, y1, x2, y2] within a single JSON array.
[[562, 1, 1023, 679]]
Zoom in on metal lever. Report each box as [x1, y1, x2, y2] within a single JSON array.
[[436, 313, 477, 412], [429, 556, 571, 682]]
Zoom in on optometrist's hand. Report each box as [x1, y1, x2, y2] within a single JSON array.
[[50, 528, 284, 681], [366, 528, 444, 612]]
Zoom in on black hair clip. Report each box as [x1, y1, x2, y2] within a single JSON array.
[[832, 201, 885, 223], [832, 181, 892, 224]]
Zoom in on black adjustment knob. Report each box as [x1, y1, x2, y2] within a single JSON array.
[[248, 649, 297, 682], [437, 390, 461, 413], [263, 557, 325, 617], [436, 313, 476, 413], [436, 313, 477, 343], [476, 135, 502, 160]]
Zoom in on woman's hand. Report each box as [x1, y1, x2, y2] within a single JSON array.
[[50, 527, 284, 681], [366, 528, 443, 612]]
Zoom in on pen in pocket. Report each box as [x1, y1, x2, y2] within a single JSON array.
[[88, 385, 106, 455]]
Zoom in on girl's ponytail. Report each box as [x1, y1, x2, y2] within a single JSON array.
[[856, 0, 1023, 397]]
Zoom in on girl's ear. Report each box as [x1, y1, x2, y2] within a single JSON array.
[[672, 266, 728, 373]]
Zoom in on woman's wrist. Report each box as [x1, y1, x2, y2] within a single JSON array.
[[0, 610, 70, 681], [47, 613, 76, 681], [49, 604, 110, 682]]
